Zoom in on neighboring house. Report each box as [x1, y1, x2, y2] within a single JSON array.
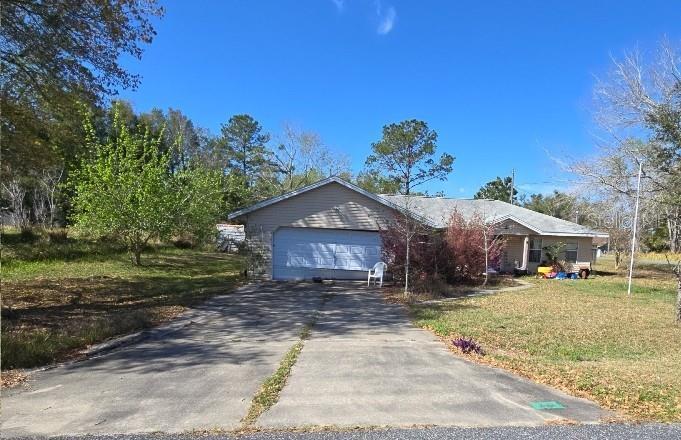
[[228, 176, 608, 280]]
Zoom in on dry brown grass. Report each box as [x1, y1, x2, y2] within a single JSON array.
[[411, 259, 681, 422], [384, 275, 521, 304]]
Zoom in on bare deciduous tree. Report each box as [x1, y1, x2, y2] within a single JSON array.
[[271, 123, 351, 193], [2, 179, 30, 229], [32, 187, 48, 227], [39, 167, 64, 227], [572, 40, 681, 252]]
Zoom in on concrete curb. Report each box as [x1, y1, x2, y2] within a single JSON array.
[[416, 279, 534, 305]]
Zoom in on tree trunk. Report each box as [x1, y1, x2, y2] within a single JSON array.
[[615, 250, 621, 270], [131, 248, 142, 266], [404, 230, 410, 294], [676, 274, 681, 324], [482, 229, 489, 286], [130, 236, 143, 266]]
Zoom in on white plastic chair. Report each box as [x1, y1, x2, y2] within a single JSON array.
[[367, 262, 387, 287]]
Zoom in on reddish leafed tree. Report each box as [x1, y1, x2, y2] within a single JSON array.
[[444, 209, 505, 283], [380, 213, 442, 289]]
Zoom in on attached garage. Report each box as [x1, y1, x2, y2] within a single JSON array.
[[272, 227, 382, 280], [227, 177, 399, 280]]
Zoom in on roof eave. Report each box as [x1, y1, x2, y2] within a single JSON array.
[[540, 231, 610, 238]]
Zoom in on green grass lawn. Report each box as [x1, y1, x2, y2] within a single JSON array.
[[411, 257, 681, 422], [1, 229, 244, 371]]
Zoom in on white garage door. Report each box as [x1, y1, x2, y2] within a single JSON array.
[[272, 227, 382, 280]]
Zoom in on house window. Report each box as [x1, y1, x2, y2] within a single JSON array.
[[529, 238, 542, 263], [565, 242, 578, 263]]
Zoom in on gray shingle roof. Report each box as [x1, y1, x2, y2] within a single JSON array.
[[227, 176, 607, 238], [381, 195, 608, 237]]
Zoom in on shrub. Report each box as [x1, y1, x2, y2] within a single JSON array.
[[380, 208, 505, 292], [542, 242, 566, 271], [452, 337, 485, 355], [380, 216, 446, 290], [173, 237, 194, 249], [47, 228, 69, 243], [19, 227, 38, 242], [444, 209, 505, 282]]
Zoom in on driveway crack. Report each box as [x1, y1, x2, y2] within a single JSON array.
[[239, 290, 334, 429]]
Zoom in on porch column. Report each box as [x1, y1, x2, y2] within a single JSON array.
[[520, 235, 530, 270]]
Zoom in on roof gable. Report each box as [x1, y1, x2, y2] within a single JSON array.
[[227, 176, 405, 221]]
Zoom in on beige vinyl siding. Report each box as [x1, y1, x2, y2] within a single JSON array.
[[238, 182, 397, 278]]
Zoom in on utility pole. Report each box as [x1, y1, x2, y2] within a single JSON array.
[[627, 161, 643, 297], [509, 168, 515, 205]]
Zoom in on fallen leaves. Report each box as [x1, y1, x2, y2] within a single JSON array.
[[1, 370, 28, 389]]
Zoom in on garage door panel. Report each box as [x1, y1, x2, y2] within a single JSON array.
[[273, 228, 382, 280]]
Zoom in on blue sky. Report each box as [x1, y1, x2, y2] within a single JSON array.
[[118, 0, 681, 197]]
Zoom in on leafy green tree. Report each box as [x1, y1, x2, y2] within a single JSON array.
[[1, 0, 163, 179], [1, 0, 162, 99], [474, 176, 518, 203], [365, 119, 454, 195], [220, 114, 272, 188], [174, 166, 225, 244], [71, 105, 222, 265], [1, 1, 163, 229], [164, 108, 203, 171], [138, 107, 204, 173], [355, 170, 401, 194], [523, 191, 577, 220]]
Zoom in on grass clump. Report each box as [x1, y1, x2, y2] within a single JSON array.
[[242, 295, 332, 427], [242, 324, 314, 426], [411, 257, 681, 422], [242, 339, 305, 427]]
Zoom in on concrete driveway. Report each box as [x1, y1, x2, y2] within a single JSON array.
[[258, 286, 608, 428], [1, 283, 328, 437], [2, 283, 608, 437]]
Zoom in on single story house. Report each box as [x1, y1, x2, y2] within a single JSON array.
[[228, 176, 608, 280]]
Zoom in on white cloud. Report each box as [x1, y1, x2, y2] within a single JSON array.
[[331, 0, 345, 12], [376, 5, 396, 35]]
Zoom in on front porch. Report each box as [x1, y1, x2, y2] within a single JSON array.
[[500, 234, 595, 274]]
